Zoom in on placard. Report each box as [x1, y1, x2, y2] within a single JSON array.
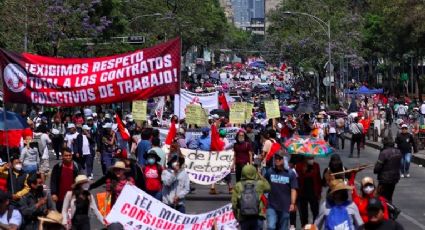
[[265, 99, 280, 119], [229, 102, 246, 124], [132, 100, 147, 121]]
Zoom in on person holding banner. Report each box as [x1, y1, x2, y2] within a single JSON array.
[[101, 123, 116, 175], [161, 155, 190, 213]]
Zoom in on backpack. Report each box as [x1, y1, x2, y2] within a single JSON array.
[[325, 202, 353, 230], [239, 182, 259, 216]]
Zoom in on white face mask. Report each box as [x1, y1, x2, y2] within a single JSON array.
[[82, 183, 90, 191], [171, 162, 179, 169], [363, 185, 375, 195], [14, 164, 22, 171]]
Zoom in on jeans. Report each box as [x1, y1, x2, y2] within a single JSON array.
[[147, 191, 162, 200], [299, 196, 319, 227], [83, 154, 94, 177], [240, 218, 262, 230], [329, 133, 337, 147], [101, 151, 114, 175], [267, 208, 290, 230], [23, 164, 37, 174], [400, 152, 412, 174]]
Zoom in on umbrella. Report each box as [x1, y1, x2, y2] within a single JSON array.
[[295, 104, 315, 114], [280, 106, 293, 112], [210, 109, 227, 117], [284, 136, 333, 157], [327, 111, 348, 118], [0, 109, 29, 148]]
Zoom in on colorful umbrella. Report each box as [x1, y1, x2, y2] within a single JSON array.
[[0, 109, 30, 147], [284, 136, 333, 157]]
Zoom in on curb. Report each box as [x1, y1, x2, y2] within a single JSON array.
[[344, 135, 425, 166]]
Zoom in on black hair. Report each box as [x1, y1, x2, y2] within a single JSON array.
[[63, 147, 72, 154], [141, 128, 152, 140], [0, 190, 10, 204], [328, 154, 344, 173], [27, 173, 40, 187], [152, 129, 160, 138], [268, 129, 277, 139], [152, 137, 160, 146]]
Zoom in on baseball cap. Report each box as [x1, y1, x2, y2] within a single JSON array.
[[82, 125, 91, 130], [401, 124, 408, 129], [67, 123, 76, 129], [367, 198, 383, 214]]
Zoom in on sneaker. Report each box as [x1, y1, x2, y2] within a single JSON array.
[[406, 174, 410, 178], [401, 174, 405, 178]]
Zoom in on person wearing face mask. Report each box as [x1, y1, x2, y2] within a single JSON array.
[[62, 175, 104, 230], [161, 155, 190, 213], [142, 151, 163, 200], [233, 130, 253, 182], [19, 174, 55, 230], [348, 169, 389, 223], [295, 156, 322, 228], [0, 157, 30, 205], [364, 198, 404, 230]]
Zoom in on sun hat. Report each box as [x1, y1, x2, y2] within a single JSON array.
[[67, 123, 75, 129], [38, 210, 63, 225], [110, 161, 130, 171], [103, 123, 112, 129], [72, 175, 89, 188], [361, 177, 375, 187], [329, 179, 353, 195]]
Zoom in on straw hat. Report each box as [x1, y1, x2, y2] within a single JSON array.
[[329, 179, 353, 194], [110, 161, 130, 171], [72, 175, 89, 188], [38, 210, 63, 225]]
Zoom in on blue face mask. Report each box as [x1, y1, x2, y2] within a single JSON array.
[[147, 158, 156, 165]]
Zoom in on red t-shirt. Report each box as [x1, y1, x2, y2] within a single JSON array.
[[58, 163, 74, 201], [234, 142, 252, 165], [143, 165, 162, 192]]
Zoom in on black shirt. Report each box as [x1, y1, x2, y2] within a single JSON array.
[[364, 220, 404, 230]]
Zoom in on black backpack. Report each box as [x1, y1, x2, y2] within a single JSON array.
[[239, 182, 259, 216]]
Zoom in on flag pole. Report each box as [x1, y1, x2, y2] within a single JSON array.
[[178, 37, 182, 121], [1, 104, 14, 194]]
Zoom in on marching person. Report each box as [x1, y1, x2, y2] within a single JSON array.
[[62, 175, 104, 230], [19, 174, 56, 230], [264, 151, 298, 230], [395, 124, 417, 178], [349, 116, 363, 158], [106, 161, 135, 206], [142, 150, 163, 200], [161, 155, 190, 213], [0, 157, 30, 205], [0, 190, 22, 230], [233, 130, 253, 182], [364, 198, 404, 230], [101, 123, 117, 175], [232, 164, 270, 230], [50, 148, 80, 211], [374, 137, 402, 203]]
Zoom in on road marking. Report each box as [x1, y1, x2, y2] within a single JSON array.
[[400, 212, 425, 230]]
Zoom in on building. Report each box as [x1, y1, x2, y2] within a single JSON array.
[[246, 18, 265, 35], [219, 0, 234, 23]]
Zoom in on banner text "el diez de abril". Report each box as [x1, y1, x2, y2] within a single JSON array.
[[0, 38, 181, 106]]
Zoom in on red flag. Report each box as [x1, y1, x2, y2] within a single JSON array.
[[218, 94, 230, 111], [210, 124, 224, 151], [165, 121, 177, 145], [115, 115, 130, 141], [280, 63, 287, 72]]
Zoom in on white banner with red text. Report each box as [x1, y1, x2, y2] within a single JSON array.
[[105, 184, 238, 230]]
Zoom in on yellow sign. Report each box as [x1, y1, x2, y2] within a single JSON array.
[[185, 104, 206, 125], [230, 102, 246, 124], [265, 100, 280, 119], [132, 100, 147, 121], [245, 103, 254, 122]]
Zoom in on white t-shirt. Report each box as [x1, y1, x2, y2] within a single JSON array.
[[82, 135, 91, 155], [0, 209, 22, 227], [420, 103, 425, 114], [64, 132, 79, 150]]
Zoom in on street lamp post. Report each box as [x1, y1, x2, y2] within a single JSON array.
[[283, 11, 332, 106]]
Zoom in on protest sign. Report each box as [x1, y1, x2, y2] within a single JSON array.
[[245, 103, 253, 122], [106, 184, 238, 230], [158, 127, 239, 145], [174, 90, 218, 118], [185, 104, 205, 126], [180, 148, 234, 185], [132, 100, 147, 121], [0, 38, 180, 106], [264, 99, 280, 118], [229, 102, 246, 124]]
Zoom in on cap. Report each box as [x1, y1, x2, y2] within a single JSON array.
[[105, 114, 111, 119], [367, 198, 383, 212], [67, 123, 76, 129], [103, 123, 112, 129], [401, 124, 408, 128], [274, 150, 285, 159], [211, 114, 219, 119], [82, 125, 91, 130], [361, 176, 374, 186], [86, 116, 93, 120]]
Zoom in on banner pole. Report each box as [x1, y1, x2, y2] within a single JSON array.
[[178, 37, 182, 121], [1, 105, 14, 194]]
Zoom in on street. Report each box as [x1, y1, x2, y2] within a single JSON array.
[[80, 144, 425, 229]]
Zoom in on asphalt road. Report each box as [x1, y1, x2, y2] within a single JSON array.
[[49, 144, 425, 229]]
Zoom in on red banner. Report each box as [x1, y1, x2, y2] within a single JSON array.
[[0, 38, 181, 106]]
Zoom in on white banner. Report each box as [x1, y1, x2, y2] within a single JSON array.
[[159, 127, 239, 145], [106, 185, 238, 230], [180, 148, 234, 185], [174, 90, 218, 119]]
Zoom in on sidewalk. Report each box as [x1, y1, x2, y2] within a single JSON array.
[[344, 133, 425, 166]]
